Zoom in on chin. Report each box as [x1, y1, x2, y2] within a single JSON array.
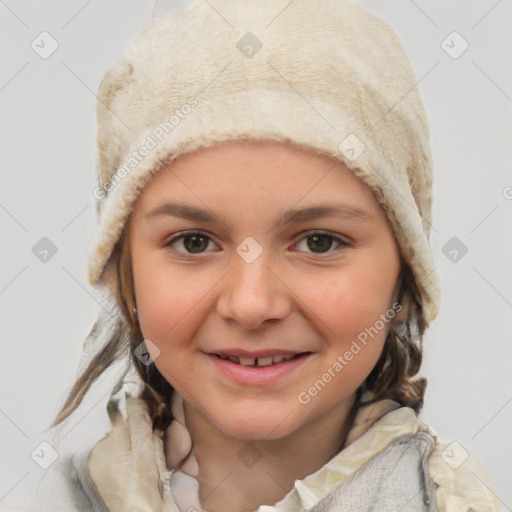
[[213, 407, 302, 441]]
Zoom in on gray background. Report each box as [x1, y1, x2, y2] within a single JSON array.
[[1, 0, 511, 510]]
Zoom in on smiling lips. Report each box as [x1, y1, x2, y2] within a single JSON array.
[[215, 353, 297, 367], [207, 349, 312, 385], [209, 348, 309, 368]]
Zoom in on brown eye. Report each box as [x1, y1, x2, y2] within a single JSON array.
[[295, 231, 349, 255], [166, 232, 214, 254], [307, 234, 334, 253], [183, 234, 210, 253]]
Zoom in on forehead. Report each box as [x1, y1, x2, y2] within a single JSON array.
[[133, 139, 382, 219]]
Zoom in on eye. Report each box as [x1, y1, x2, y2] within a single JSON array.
[[294, 231, 350, 255], [165, 231, 216, 254]]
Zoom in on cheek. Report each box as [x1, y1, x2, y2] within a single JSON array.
[[135, 276, 206, 388], [306, 266, 396, 335], [300, 263, 395, 379], [134, 265, 214, 352]]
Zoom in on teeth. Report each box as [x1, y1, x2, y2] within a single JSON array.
[[218, 353, 297, 366], [256, 356, 273, 367]]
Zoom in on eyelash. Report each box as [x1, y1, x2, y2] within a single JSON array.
[[164, 230, 351, 257]]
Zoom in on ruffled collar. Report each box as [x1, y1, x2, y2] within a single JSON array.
[[89, 383, 436, 512]]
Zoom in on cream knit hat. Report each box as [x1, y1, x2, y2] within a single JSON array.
[[87, 0, 441, 326]]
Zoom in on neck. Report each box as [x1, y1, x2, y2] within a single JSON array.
[[183, 393, 359, 512]]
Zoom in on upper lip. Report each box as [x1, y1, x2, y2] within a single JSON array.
[[206, 349, 309, 358]]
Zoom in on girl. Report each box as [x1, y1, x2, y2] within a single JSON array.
[[31, 1, 500, 511]]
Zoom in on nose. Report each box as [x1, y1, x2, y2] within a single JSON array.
[[215, 250, 292, 330]]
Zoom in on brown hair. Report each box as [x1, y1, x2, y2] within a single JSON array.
[[50, 221, 427, 432]]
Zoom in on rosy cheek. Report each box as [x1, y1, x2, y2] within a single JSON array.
[[305, 279, 373, 332], [139, 284, 209, 353], [141, 301, 185, 346]]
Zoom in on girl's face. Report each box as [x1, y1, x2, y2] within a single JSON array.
[[129, 140, 406, 440]]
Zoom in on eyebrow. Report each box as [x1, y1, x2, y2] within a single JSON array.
[[145, 201, 372, 227]]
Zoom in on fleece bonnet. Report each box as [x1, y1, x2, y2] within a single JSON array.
[[87, 0, 441, 326]]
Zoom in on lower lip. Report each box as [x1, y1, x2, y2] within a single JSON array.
[[206, 353, 311, 386]]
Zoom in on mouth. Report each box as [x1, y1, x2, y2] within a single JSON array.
[[206, 350, 313, 385], [213, 352, 307, 366], [211, 353, 309, 367]]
